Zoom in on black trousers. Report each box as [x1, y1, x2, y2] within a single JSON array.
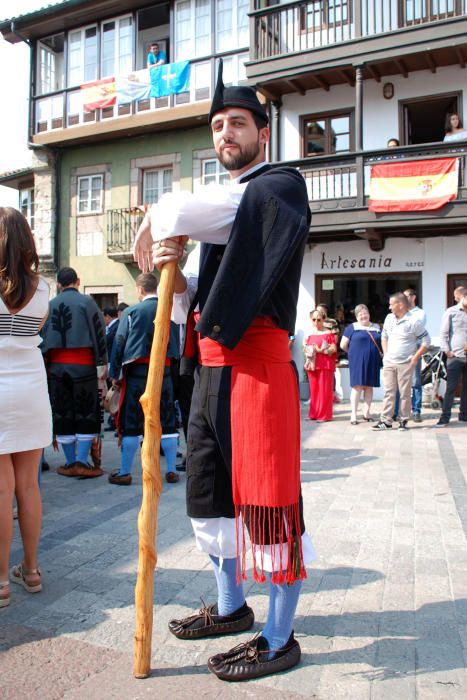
[[441, 356, 467, 421]]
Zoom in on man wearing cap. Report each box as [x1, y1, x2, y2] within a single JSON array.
[[132, 63, 313, 681], [41, 267, 107, 478]]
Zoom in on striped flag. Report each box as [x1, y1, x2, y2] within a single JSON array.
[[81, 77, 116, 112], [116, 69, 151, 105], [368, 158, 459, 212]]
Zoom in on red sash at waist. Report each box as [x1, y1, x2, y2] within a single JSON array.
[[49, 348, 94, 365], [132, 356, 171, 366], [197, 316, 290, 366]]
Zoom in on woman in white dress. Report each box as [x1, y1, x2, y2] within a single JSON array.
[[443, 113, 467, 142], [0, 208, 52, 608]]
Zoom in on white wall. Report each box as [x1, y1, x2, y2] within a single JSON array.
[[292, 233, 467, 368], [281, 65, 467, 160]]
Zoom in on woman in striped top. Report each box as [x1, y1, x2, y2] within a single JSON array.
[[0, 207, 52, 608]]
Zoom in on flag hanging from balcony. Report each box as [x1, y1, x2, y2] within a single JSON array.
[[116, 69, 152, 104], [368, 158, 459, 212], [81, 77, 117, 112], [149, 60, 190, 98]]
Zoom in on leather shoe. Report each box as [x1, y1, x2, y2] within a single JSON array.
[[108, 470, 132, 486], [168, 601, 254, 640], [165, 471, 179, 483], [208, 631, 301, 681], [74, 461, 103, 479], [57, 463, 79, 477]]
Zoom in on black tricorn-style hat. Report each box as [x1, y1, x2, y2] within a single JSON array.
[[208, 59, 268, 125]]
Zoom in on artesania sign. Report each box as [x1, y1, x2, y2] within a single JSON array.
[[319, 252, 393, 270]]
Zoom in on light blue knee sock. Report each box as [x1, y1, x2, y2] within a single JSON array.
[[61, 441, 76, 465], [209, 555, 245, 617], [120, 436, 140, 476], [161, 435, 178, 473], [262, 577, 302, 658], [76, 438, 93, 464]]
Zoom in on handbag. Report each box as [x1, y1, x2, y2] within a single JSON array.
[[104, 384, 121, 415], [366, 329, 383, 358]]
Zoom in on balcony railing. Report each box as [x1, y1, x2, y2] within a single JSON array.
[[106, 207, 145, 261], [252, 0, 467, 60], [285, 141, 467, 212]]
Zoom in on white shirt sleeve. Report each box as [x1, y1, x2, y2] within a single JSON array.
[[150, 183, 248, 244], [172, 243, 200, 324]]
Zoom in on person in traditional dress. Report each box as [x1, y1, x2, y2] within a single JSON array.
[[132, 61, 315, 681], [41, 267, 107, 478], [108, 273, 179, 485]]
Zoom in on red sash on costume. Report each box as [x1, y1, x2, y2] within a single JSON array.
[[197, 316, 306, 585], [49, 348, 94, 365]]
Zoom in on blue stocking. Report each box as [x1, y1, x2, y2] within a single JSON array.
[[120, 436, 140, 476], [209, 555, 245, 617], [76, 438, 93, 464], [262, 577, 302, 658], [161, 435, 178, 473], [60, 441, 76, 465]]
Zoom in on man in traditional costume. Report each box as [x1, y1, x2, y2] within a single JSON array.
[[41, 267, 107, 478], [108, 273, 179, 485], [133, 62, 315, 681]]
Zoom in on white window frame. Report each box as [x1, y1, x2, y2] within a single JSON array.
[[201, 158, 229, 186], [215, 0, 249, 53], [142, 168, 173, 205], [20, 188, 35, 231], [174, 0, 213, 61], [101, 14, 133, 78], [68, 24, 98, 87], [77, 174, 104, 214]]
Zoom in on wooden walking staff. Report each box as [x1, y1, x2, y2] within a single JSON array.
[[133, 258, 177, 679]]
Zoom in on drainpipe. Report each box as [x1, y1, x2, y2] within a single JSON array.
[[11, 22, 60, 271], [271, 99, 282, 162]]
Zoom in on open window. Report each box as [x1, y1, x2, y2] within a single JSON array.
[[400, 92, 460, 145]]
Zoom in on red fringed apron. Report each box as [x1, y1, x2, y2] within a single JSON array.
[[197, 316, 306, 585]]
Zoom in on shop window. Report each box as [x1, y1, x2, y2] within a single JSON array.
[[201, 159, 229, 185], [315, 272, 421, 327], [143, 168, 173, 204], [446, 274, 467, 307], [20, 188, 35, 231], [77, 175, 104, 214], [302, 111, 353, 157]]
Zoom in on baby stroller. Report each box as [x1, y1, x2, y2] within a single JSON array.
[[421, 347, 447, 409]]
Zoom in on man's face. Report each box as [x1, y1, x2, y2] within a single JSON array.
[[211, 108, 269, 175], [389, 297, 406, 317], [150, 45, 159, 55], [403, 290, 415, 308]]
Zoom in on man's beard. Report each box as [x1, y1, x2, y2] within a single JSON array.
[[217, 138, 260, 171]]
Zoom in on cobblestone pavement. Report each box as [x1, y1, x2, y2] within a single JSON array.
[[1, 403, 467, 699]]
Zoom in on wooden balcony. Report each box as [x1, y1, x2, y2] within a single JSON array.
[[248, 0, 467, 97], [283, 141, 467, 245]]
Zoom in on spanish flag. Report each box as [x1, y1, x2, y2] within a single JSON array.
[[368, 158, 459, 212], [81, 77, 117, 112]]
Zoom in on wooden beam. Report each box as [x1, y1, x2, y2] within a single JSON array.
[[257, 85, 279, 102], [367, 64, 381, 83], [338, 69, 355, 87], [456, 48, 466, 69], [394, 59, 408, 78], [312, 75, 330, 92], [285, 79, 305, 96], [425, 53, 437, 73]]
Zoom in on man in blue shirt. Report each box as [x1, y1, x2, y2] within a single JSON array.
[[147, 42, 167, 68]]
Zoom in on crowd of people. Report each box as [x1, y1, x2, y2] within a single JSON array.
[[303, 286, 467, 430]]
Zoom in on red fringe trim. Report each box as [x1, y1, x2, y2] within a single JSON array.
[[234, 503, 307, 585]]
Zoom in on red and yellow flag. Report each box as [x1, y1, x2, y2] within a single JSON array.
[[368, 158, 459, 212], [81, 77, 117, 112]]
